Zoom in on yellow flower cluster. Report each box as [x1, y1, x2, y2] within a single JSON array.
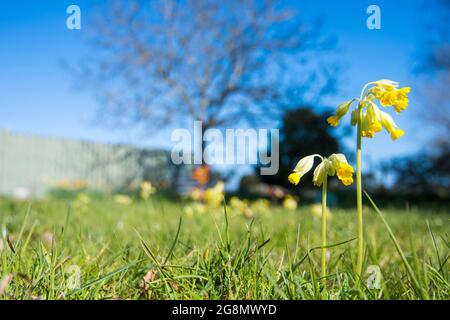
[[229, 197, 254, 218], [184, 202, 207, 215], [327, 79, 410, 141], [370, 82, 410, 113], [188, 181, 225, 208], [288, 153, 354, 187], [185, 181, 225, 215], [359, 101, 405, 140], [184, 194, 273, 219], [323, 79, 411, 277], [229, 197, 272, 218]]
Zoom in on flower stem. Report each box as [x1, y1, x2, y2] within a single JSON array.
[[356, 106, 363, 277], [321, 177, 327, 295]]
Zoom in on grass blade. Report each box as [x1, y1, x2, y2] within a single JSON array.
[[364, 191, 427, 299], [426, 220, 443, 274], [163, 216, 183, 265]]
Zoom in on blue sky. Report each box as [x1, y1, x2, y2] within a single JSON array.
[[0, 0, 439, 170]]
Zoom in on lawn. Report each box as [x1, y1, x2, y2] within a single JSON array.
[[0, 195, 448, 300]]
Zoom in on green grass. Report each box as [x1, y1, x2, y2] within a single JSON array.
[[0, 195, 448, 300]]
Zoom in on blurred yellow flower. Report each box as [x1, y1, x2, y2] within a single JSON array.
[[73, 192, 90, 209], [76, 192, 90, 204], [183, 203, 208, 215], [183, 205, 195, 216], [228, 196, 259, 218], [52, 179, 88, 190], [250, 199, 271, 214], [229, 196, 247, 211], [189, 187, 204, 201], [204, 181, 224, 208], [311, 203, 332, 220], [186, 181, 226, 215], [140, 181, 156, 200], [242, 207, 254, 219], [282, 195, 298, 210], [114, 194, 133, 205], [192, 202, 207, 214]]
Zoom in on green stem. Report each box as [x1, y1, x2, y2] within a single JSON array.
[[356, 106, 363, 277], [321, 177, 327, 291]]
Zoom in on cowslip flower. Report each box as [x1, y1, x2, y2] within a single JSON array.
[[288, 153, 354, 187], [288, 153, 354, 287], [368, 80, 411, 113], [327, 79, 411, 277], [326, 99, 356, 127], [327, 79, 410, 141]]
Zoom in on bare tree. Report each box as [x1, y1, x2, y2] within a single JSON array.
[[76, 0, 336, 138]]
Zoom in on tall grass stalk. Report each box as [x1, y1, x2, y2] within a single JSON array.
[[321, 177, 327, 293], [356, 100, 364, 277]]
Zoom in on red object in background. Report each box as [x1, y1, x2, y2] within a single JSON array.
[[192, 165, 209, 186]]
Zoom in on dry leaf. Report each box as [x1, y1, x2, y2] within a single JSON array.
[[142, 269, 157, 290], [143, 269, 157, 283]]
